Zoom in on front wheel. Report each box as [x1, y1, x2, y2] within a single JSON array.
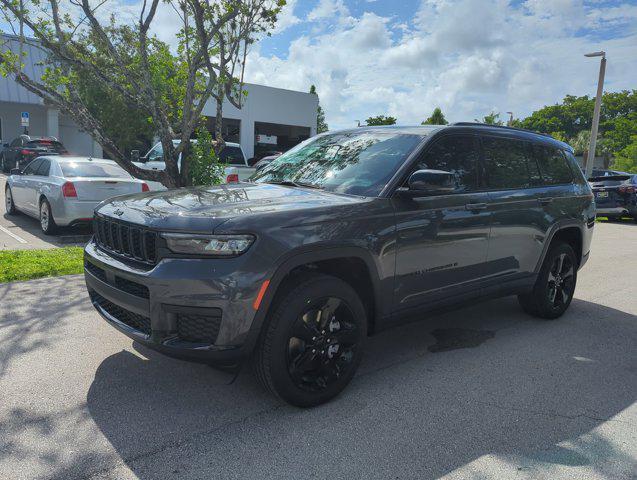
[[39, 198, 57, 234], [253, 273, 367, 407], [518, 242, 577, 319]]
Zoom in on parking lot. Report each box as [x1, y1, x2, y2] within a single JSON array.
[[0, 174, 91, 250], [0, 221, 634, 479]]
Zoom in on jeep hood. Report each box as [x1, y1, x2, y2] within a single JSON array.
[[96, 182, 364, 232]]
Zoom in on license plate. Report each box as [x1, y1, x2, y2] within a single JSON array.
[[596, 191, 608, 198]]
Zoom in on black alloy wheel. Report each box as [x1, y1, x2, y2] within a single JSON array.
[[254, 273, 367, 407], [518, 242, 577, 319], [286, 296, 359, 392]]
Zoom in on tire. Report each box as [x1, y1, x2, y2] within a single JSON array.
[[5, 186, 17, 215], [518, 242, 577, 320], [39, 198, 57, 234], [253, 273, 367, 407]]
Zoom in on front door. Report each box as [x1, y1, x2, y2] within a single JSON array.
[[392, 134, 491, 313]]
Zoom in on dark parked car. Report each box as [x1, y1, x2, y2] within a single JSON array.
[[589, 173, 637, 221], [84, 124, 595, 406], [1, 135, 68, 173]]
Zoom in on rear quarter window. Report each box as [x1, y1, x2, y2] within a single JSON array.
[[533, 146, 573, 185]]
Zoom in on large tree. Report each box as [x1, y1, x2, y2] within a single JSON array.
[[365, 115, 396, 126], [309, 84, 328, 133], [0, 0, 284, 188], [421, 107, 448, 125]]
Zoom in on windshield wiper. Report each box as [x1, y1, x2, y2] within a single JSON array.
[[265, 180, 321, 189]]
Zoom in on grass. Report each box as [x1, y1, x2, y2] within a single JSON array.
[[0, 247, 84, 283]]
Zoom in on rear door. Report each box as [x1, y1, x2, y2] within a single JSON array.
[[24, 158, 52, 212], [392, 134, 491, 312], [481, 136, 550, 284]]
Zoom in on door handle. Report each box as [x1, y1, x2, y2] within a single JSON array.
[[538, 197, 553, 206], [465, 202, 487, 211]]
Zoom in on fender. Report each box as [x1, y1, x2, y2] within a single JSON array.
[[534, 219, 585, 273], [241, 245, 386, 353]]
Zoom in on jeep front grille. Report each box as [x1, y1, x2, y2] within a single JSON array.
[[94, 216, 157, 264]]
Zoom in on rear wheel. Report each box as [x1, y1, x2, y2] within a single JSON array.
[[253, 273, 367, 407], [518, 242, 577, 319], [39, 198, 57, 234], [5, 186, 17, 215]]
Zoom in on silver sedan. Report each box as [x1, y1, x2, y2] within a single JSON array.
[[4, 156, 150, 234]]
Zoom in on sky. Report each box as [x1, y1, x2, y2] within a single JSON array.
[[2, 0, 637, 130]]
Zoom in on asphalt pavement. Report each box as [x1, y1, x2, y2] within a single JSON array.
[[0, 173, 92, 250], [0, 222, 635, 479]]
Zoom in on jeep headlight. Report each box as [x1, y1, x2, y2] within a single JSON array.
[[162, 233, 255, 256]]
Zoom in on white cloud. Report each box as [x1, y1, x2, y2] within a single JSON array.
[[243, 0, 637, 129], [307, 0, 350, 22]]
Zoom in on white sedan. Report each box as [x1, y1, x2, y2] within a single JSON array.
[[5, 156, 150, 234]]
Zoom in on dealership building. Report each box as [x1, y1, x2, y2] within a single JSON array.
[[0, 34, 318, 160]]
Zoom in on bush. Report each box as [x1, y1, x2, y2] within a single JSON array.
[[188, 127, 226, 186]]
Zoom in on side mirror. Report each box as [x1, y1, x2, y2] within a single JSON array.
[[10, 168, 22, 176], [402, 169, 456, 196], [131, 150, 140, 162]]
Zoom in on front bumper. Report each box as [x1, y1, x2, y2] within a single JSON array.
[[84, 239, 269, 366]]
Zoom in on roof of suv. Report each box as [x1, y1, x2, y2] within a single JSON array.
[[332, 123, 572, 152]]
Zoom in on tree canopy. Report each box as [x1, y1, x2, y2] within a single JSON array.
[[309, 84, 328, 133], [365, 115, 397, 126], [421, 107, 448, 125]]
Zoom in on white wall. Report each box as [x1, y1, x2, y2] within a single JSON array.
[[202, 83, 318, 158]]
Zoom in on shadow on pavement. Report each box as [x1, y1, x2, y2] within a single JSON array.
[[73, 297, 637, 479]]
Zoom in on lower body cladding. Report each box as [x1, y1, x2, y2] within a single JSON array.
[[83, 240, 268, 368]]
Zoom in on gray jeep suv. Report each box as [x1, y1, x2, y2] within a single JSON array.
[[84, 124, 595, 406]]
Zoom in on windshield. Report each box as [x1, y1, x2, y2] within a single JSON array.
[[61, 162, 132, 178], [250, 131, 424, 196]]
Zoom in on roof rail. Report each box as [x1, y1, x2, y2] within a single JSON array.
[[450, 122, 554, 138]]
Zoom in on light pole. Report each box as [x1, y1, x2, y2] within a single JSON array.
[[584, 51, 606, 179]]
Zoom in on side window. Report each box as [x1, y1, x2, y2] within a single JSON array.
[[411, 135, 479, 193], [22, 159, 42, 175], [147, 144, 164, 162], [533, 146, 573, 185], [219, 146, 246, 166], [35, 159, 50, 176], [483, 137, 534, 190]]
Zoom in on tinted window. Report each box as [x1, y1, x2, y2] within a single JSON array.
[[533, 146, 572, 184], [252, 131, 424, 196], [22, 158, 42, 175], [412, 135, 479, 192], [219, 146, 245, 165], [483, 137, 534, 189], [35, 159, 50, 176], [60, 162, 132, 178], [10, 137, 22, 147]]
